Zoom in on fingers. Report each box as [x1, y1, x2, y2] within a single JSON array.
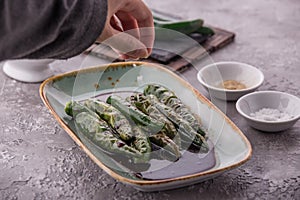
[[119, 0, 154, 55], [97, 0, 154, 59], [115, 11, 140, 39], [102, 28, 149, 59], [120, 0, 154, 29], [110, 15, 123, 32]]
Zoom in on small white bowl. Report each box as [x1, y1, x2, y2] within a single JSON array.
[[197, 61, 264, 101], [236, 91, 300, 132], [3, 59, 54, 82]]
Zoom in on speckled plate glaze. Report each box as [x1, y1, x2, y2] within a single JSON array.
[[40, 62, 252, 191]]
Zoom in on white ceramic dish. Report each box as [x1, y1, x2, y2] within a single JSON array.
[[40, 62, 252, 191], [3, 59, 54, 82], [197, 61, 264, 101], [236, 91, 300, 132]]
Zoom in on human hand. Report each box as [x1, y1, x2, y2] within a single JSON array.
[[97, 0, 154, 59]]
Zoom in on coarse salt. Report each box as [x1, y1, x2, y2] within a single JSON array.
[[250, 108, 293, 122]]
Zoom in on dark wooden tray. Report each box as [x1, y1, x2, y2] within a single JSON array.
[[86, 26, 235, 72], [148, 26, 235, 72]]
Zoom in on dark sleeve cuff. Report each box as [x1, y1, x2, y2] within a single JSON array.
[[25, 0, 108, 59]]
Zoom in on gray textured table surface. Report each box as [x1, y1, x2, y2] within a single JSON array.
[[1, 0, 299, 199]]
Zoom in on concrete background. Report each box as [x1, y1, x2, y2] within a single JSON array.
[[0, 0, 299, 199]]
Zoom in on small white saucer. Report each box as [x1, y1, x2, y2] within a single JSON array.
[[3, 59, 54, 83]]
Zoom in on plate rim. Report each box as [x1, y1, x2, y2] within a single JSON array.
[[39, 61, 252, 187]]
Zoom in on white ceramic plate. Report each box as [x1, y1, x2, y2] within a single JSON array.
[[40, 62, 252, 191]]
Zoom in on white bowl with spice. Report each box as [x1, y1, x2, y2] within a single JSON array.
[[236, 91, 300, 132], [197, 61, 264, 101]]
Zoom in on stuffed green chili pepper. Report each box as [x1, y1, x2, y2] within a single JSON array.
[[107, 95, 164, 134], [75, 112, 148, 162], [166, 97, 206, 137], [65, 100, 98, 118], [144, 84, 206, 137], [129, 93, 181, 148], [131, 126, 151, 161], [84, 99, 134, 142], [65, 101, 151, 163], [149, 133, 181, 161], [85, 99, 152, 159], [146, 94, 208, 152]]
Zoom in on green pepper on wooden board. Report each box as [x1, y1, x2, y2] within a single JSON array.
[[153, 13, 214, 40], [106, 95, 164, 134], [154, 18, 204, 36], [74, 112, 144, 160], [194, 26, 215, 36], [144, 84, 207, 138], [128, 93, 181, 148], [84, 99, 134, 142]]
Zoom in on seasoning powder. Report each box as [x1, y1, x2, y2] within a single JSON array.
[[220, 80, 246, 90], [250, 108, 293, 121]]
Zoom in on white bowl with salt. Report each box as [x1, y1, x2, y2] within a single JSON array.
[[236, 91, 300, 132]]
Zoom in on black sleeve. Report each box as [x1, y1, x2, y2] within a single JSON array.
[[0, 0, 107, 61]]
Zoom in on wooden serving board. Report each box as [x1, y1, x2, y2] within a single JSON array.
[[86, 26, 235, 72], [148, 26, 235, 72]]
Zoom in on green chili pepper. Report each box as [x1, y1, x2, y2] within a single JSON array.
[[144, 84, 207, 137], [154, 18, 204, 36], [131, 126, 151, 160], [75, 112, 144, 159], [129, 93, 181, 148], [144, 84, 176, 104], [147, 95, 208, 152], [65, 101, 98, 118], [194, 26, 215, 36], [166, 98, 206, 137], [84, 99, 134, 142], [149, 133, 181, 162], [107, 95, 164, 134]]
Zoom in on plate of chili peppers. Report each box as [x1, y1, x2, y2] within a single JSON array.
[[40, 61, 252, 191]]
